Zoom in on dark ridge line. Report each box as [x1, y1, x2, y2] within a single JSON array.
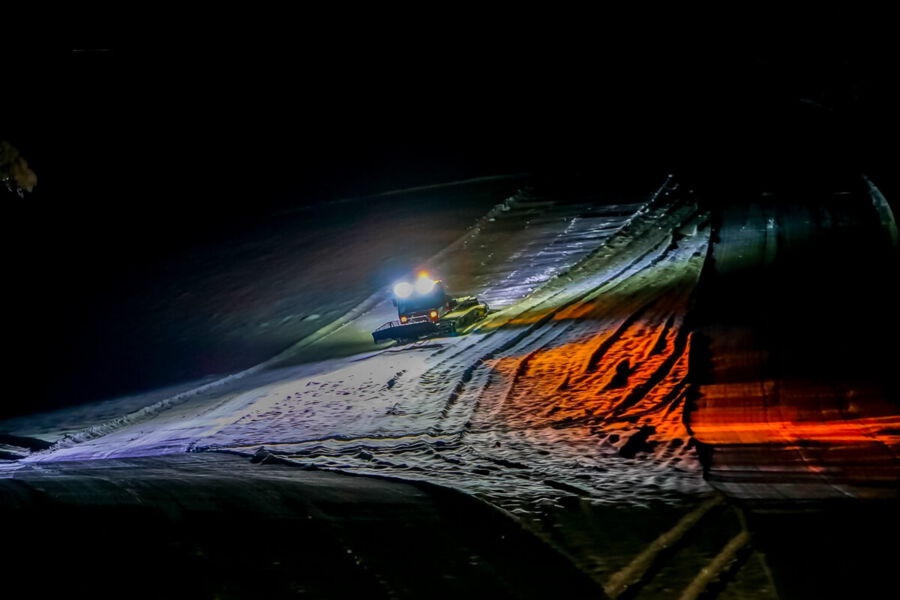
[[479, 346, 548, 422], [543, 478, 593, 496], [662, 385, 689, 418], [606, 375, 690, 425], [606, 319, 692, 422], [582, 295, 661, 375], [194, 430, 465, 453], [650, 314, 677, 356], [270, 438, 462, 457]]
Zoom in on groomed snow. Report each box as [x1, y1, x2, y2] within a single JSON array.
[[8, 177, 715, 512]]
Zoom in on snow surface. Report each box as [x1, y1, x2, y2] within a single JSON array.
[[1, 176, 525, 438], [7, 177, 715, 512]]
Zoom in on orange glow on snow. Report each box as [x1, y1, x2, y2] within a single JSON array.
[[479, 315, 694, 445]]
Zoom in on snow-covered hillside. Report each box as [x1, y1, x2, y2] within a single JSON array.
[[8, 176, 715, 514]]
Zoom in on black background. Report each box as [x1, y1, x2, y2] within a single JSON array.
[[2, 7, 897, 418]]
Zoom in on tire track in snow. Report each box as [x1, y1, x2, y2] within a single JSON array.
[[427, 193, 693, 429], [456, 206, 704, 434]]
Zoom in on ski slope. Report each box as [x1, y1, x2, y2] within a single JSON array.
[[7, 177, 714, 512]]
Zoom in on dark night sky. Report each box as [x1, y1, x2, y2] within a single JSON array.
[[8, 9, 898, 217], [2, 8, 897, 417]]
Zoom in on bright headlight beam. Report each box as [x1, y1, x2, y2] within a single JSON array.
[[414, 276, 435, 295], [393, 281, 414, 298]]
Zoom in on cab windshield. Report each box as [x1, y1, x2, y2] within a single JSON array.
[[397, 285, 447, 314]]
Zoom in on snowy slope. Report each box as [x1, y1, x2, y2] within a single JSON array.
[[198, 179, 713, 511], [0, 176, 526, 441], [13, 176, 715, 514]]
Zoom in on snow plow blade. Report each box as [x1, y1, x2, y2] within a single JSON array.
[[372, 319, 438, 343]]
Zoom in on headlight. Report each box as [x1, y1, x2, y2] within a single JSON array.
[[393, 281, 414, 298], [414, 275, 435, 295]]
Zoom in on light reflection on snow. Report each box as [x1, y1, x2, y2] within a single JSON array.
[[195, 182, 715, 512], [16, 178, 719, 512]]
